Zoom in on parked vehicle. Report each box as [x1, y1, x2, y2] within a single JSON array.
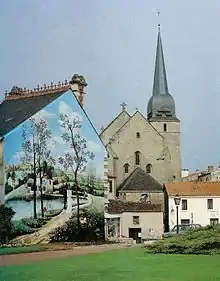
[[163, 224, 201, 238]]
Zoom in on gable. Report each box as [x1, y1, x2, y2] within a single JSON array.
[[110, 111, 164, 153], [113, 111, 163, 140], [100, 111, 131, 146], [4, 89, 106, 205]]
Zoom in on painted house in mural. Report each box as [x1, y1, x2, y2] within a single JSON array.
[[0, 74, 107, 219]]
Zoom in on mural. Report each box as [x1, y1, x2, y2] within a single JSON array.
[[4, 90, 106, 221]]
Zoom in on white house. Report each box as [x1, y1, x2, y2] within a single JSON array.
[[164, 182, 220, 231]]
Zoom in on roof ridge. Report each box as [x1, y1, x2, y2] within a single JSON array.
[[100, 110, 131, 136], [3, 73, 87, 102], [4, 80, 70, 101]]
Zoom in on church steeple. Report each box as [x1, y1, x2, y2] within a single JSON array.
[[153, 25, 169, 96], [147, 25, 177, 120]]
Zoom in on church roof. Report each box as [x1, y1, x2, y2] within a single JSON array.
[[118, 167, 163, 193], [107, 199, 162, 213], [147, 25, 177, 121]]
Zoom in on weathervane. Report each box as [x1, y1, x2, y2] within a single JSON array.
[[120, 102, 127, 112], [156, 9, 160, 29]]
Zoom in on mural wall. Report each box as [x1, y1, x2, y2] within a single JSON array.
[[4, 90, 106, 220]]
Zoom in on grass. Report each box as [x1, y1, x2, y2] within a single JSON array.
[[0, 246, 45, 256], [1, 247, 220, 281]]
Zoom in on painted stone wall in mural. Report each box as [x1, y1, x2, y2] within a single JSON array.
[[4, 90, 106, 221]]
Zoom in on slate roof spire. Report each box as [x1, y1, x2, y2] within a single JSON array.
[[147, 24, 177, 120], [153, 24, 169, 96]]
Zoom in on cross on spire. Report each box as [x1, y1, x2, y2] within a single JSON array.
[[156, 9, 160, 29], [120, 102, 127, 112]]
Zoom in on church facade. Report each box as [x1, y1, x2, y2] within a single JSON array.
[[101, 26, 181, 241]]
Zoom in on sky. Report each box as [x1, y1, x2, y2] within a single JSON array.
[[1, 0, 220, 171], [4, 90, 105, 177]]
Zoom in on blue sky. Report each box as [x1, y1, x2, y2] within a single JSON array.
[[4, 90, 106, 177], [1, 1, 220, 171]]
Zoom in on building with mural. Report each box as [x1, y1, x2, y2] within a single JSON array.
[[0, 74, 107, 223]]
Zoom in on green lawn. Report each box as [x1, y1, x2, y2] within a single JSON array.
[[0, 246, 45, 256], [1, 247, 220, 281]]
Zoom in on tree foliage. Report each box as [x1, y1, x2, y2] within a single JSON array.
[[0, 205, 15, 244], [21, 117, 55, 218], [146, 225, 220, 255], [58, 114, 95, 227]]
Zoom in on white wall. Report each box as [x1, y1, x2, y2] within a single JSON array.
[[181, 169, 189, 178], [120, 212, 163, 239], [168, 196, 220, 230]]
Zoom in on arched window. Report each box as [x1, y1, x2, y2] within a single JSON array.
[[124, 163, 129, 173], [135, 151, 141, 165], [146, 163, 152, 174]]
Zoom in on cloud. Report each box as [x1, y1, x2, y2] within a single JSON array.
[[32, 109, 56, 122], [11, 151, 25, 162], [58, 101, 83, 123], [87, 140, 102, 154]]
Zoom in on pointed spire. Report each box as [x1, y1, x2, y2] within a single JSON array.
[[152, 25, 169, 96]]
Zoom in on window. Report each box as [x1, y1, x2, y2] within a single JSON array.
[[182, 199, 188, 210], [207, 199, 213, 210], [124, 163, 129, 173], [109, 180, 113, 193], [146, 164, 152, 174], [210, 218, 219, 226], [136, 132, 140, 138], [181, 219, 190, 225], [133, 216, 140, 225], [135, 151, 141, 165], [163, 123, 167, 132]]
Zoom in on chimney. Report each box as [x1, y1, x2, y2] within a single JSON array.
[[208, 165, 215, 172], [69, 74, 87, 107]]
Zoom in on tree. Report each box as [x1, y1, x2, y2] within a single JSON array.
[[58, 114, 95, 228], [21, 117, 55, 218], [0, 205, 15, 244], [34, 120, 55, 217]]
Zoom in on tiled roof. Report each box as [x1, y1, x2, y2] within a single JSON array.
[[0, 90, 66, 138], [107, 199, 162, 213], [165, 182, 220, 196], [118, 167, 163, 193]]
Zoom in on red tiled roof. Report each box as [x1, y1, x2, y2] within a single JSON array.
[[165, 182, 220, 196]]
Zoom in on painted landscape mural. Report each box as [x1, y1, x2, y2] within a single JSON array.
[[3, 90, 106, 229]]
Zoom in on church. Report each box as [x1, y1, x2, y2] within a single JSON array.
[[101, 25, 182, 241]]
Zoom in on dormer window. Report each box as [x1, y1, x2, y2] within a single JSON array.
[[136, 132, 140, 138]]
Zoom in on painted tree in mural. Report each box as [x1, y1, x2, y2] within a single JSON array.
[[58, 114, 95, 227], [21, 118, 55, 218]]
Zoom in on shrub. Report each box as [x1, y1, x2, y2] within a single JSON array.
[[4, 183, 13, 195], [0, 205, 15, 244], [145, 225, 220, 255], [11, 220, 34, 239], [51, 210, 105, 243]]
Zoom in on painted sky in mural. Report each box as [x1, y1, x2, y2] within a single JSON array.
[[4, 90, 106, 178]]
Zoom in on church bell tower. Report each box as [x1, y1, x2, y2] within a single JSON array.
[[147, 24, 182, 181]]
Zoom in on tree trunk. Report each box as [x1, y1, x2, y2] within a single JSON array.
[[40, 172, 44, 218], [74, 171, 80, 228], [33, 152, 37, 219]]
